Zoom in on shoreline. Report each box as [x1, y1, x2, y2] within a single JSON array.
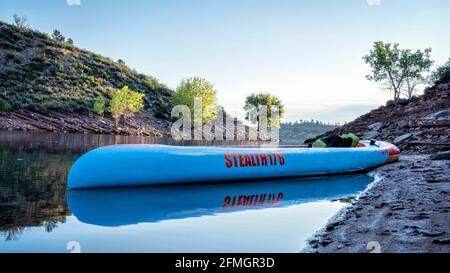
[[0, 110, 276, 141], [304, 155, 450, 253], [0, 109, 171, 137]]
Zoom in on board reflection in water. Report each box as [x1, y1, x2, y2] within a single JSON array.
[[0, 130, 374, 252], [69, 174, 373, 227]]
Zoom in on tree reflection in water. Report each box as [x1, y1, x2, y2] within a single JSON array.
[[0, 130, 258, 241], [0, 147, 73, 241]]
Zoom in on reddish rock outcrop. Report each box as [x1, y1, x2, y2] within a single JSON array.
[[308, 83, 450, 154], [0, 109, 170, 137]]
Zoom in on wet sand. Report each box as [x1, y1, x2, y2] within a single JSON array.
[[304, 155, 450, 253]]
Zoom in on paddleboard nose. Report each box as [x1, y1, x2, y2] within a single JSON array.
[[386, 145, 401, 163]]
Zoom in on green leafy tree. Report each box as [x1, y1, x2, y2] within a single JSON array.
[[109, 86, 144, 126], [52, 29, 65, 43], [92, 96, 106, 116], [67, 38, 74, 45], [110, 89, 127, 126], [402, 48, 433, 98], [363, 41, 433, 101], [172, 77, 218, 124], [431, 58, 450, 85], [244, 93, 285, 129]]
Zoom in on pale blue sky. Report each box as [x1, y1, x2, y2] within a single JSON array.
[[1, 0, 449, 122]]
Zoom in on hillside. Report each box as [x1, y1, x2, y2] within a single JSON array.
[[307, 82, 450, 154], [0, 20, 173, 135]]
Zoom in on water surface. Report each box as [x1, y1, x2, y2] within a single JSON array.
[[0, 130, 373, 252]]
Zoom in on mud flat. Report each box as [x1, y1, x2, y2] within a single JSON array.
[[305, 155, 450, 253]]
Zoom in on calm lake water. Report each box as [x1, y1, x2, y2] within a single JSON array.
[[0, 130, 373, 253]]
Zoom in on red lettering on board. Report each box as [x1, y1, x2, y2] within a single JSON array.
[[224, 154, 233, 168], [260, 154, 268, 166], [224, 152, 286, 168], [278, 153, 285, 165]]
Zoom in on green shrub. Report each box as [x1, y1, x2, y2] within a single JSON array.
[[1, 101, 12, 111], [431, 58, 450, 85], [154, 103, 170, 119], [92, 96, 106, 115]]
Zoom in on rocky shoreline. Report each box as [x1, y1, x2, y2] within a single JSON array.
[[0, 109, 171, 137], [308, 83, 450, 154], [0, 109, 277, 142], [304, 155, 450, 253]]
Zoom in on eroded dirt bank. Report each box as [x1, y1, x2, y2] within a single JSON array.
[[305, 155, 450, 253]]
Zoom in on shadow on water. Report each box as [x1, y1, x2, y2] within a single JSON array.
[[0, 130, 373, 244]]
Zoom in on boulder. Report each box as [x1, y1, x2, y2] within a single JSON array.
[[431, 151, 450, 161], [394, 133, 413, 144], [367, 122, 383, 131]]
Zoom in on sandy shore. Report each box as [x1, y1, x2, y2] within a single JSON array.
[[304, 155, 450, 253]]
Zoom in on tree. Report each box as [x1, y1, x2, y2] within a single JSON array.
[[109, 86, 144, 126], [363, 41, 433, 101], [431, 58, 450, 85], [172, 77, 218, 124], [52, 29, 65, 43], [67, 38, 74, 45], [402, 48, 433, 99], [13, 14, 28, 30], [244, 93, 285, 129], [92, 96, 106, 116]]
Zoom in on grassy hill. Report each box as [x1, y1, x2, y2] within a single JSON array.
[[0, 20, 172, 118]]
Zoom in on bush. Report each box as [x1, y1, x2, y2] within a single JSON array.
[[92, 96, 106, 116], [154, 103, 170, 119], [431, 58, 450, 85], [1, 101, 12, 111], [84, 76, 97, 86]]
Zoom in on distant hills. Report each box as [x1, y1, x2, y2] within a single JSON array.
[[280, 121, 338, 144]]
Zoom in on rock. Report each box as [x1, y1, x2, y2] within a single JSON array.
[[422, 109, 450, 120], [362, 131, 379, 139], [391, 205, 405, 211], [368, 122, 383, 131], [427, 178, 442, 184], [321, 239, 332, 246], [432, 238, 450, 245], [432, 151, 450, 161], [326, 222, 341, 231], [394, 133, 413, 144], [420, 231, 445, 238]]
